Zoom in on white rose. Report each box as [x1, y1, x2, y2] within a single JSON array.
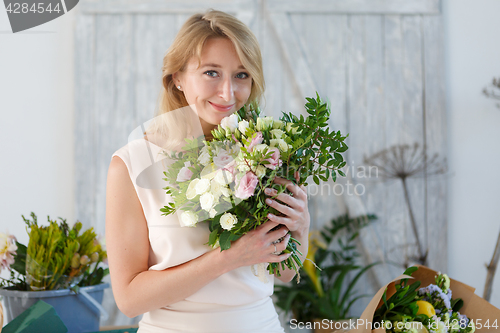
[[210, 180, 223, 200], [195, 178, 211, 195], [198, 148, 211, 166], [200, 192, 215, 212], [213, 149, 234, 169], [220, 212, 238, 231], [236, 159, 251, 173], [238, 119, 250, 136], [214, 169, 234, 186], [186, 179, 200, 200], [220, 185, 231, 197], [209, 208, 217, 218], [254, 165, 266, 178], [220, 114, 239, 132], [270, 129, 285, 139], [180, 211, 198, 227], [176, 161, 193, 182], [201, 163, 217, 180]]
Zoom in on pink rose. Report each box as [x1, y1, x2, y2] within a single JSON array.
[[223, 160, 237, 175], [234, 172, 259, 200], [246, 132, 263, 152], [176, 162, 193, 182], [213, 149, 234, 169], [265, 148, 282, 170]]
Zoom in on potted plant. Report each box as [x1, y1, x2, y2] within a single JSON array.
[[0, 212, 109, 332], [274, 213, 378, 333]]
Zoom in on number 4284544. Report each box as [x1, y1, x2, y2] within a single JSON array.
[[6, 2, 62, 14]]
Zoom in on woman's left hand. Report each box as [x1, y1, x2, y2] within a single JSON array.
[[264, 171, 310, 236]]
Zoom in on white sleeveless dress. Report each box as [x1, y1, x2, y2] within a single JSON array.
[[112, 138, 285, 333]]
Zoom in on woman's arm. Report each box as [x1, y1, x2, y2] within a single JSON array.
[[106, 156, 291, 317]]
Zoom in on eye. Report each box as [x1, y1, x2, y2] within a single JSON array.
[[204, 70, 219, 78], [236, 72, 250, 79]]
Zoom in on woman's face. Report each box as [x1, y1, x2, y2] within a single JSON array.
[[174, 37, 252, 136]]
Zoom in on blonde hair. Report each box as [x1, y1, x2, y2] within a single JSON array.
[[147, 9, 265, 150]]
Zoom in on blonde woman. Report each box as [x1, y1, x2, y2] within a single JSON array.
[[105, 9, 310, 333]]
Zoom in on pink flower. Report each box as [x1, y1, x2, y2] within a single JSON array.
[[265, 147, 282, 170], [246, 132, 263, 152], [235, 172, 259, 200], [223, 160, 237, 175], [213, 149, 234, 169], [176, 162, 193, 182], [0, 233, 17, 272]]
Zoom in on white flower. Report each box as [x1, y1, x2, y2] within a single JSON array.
[[253, 143, 269, 154], [176, 162, 193, 182], [201, 163, 218, 180], [186, 179, 200, 200], [220, 185, 231, 197], [238, 119, 250, 136], [442, 274, 451, 290], [286, 122, 300, 134], [220, 212, 238, 231], [200, 192, 215, 211], [270, 138, 289, 152], [236, 159, 252, 173], [210, 180, 223, 200], [254, 165, 266, 178], [180, 211, 198, 227], [256, 116, 274, 131], [213, 149, 234, 169], [220, 114, 239, 132], [195, 178, 211, 195], [198, 146, 211, 166], [214, 169, 234, 186], [272, 120, 284, 129], [270, 129, 285, 139], [209, 209, 217, 218]]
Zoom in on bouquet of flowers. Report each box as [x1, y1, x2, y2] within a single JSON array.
[[161, 94, 348, 278], [0, 213, 108, 291], [373, 266, 477, 333]]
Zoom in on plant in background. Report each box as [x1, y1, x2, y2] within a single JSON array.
[[0, 212, 108, 291], [274, 213, 378, 322], [483, 76, 500, 108]]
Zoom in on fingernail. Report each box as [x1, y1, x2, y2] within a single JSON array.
[[268, 213, 274, 219], [265, 188, 271, 195], [266, 198, 273, 205]]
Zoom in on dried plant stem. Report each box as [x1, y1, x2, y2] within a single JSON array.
[[483, 230, 500, 302], [401, 177, 426, 265]]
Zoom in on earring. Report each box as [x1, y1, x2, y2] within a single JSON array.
[[177, 85, 182, 91]]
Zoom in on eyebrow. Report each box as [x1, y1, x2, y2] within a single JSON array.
[[200, 63, 246, 70]]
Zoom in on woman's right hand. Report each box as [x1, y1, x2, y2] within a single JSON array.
[[222, 221, 291, 270]]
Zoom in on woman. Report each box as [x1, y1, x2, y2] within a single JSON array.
[[106, 9, 310, 333]]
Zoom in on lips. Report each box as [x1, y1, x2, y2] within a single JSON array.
[[209, 101, 235, 112]]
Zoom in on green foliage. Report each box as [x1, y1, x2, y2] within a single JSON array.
[[274, 214, 378, 321], [1, 212, 107, 291]]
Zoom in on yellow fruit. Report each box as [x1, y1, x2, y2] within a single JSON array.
[[408, 322, 429, 333], [416, 300, 436, 316]]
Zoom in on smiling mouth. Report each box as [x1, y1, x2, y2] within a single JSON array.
[[209, 101, 235, 112]]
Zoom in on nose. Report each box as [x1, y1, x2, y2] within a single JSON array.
[[219, 76, 235, 102]]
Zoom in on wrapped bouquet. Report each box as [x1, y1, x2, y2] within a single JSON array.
[[161, 94, 348, 278]]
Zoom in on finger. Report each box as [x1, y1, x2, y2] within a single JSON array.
[[266, 197, 296, 219], [273, 177, 301, 197], [258, 220, 280, 233], [266, 225, 290, 243], [268, 252, 292, 263], [264, 187, 299, 208], [294, 171, 300, 183], [267, 213, 293, 231]]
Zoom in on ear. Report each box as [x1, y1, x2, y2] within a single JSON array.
[[172, 71, 182, 85]]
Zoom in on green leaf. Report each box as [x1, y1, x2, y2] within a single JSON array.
[[219, 231, 232, 251]]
